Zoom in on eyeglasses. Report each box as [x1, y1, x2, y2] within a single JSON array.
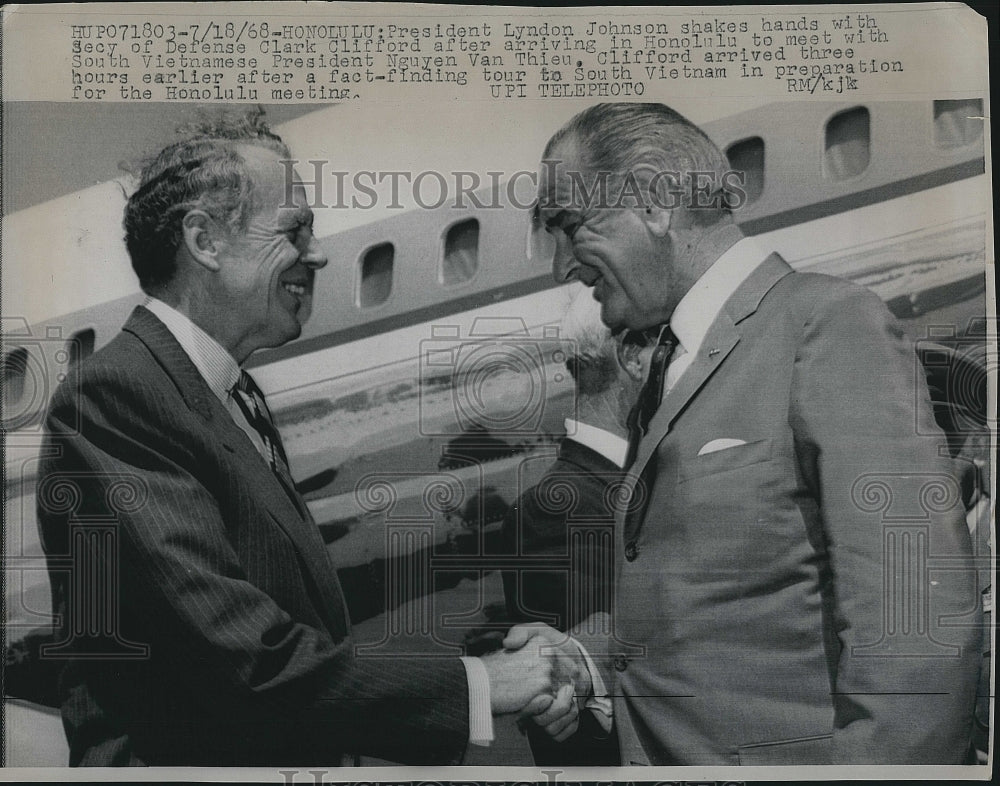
[[525, 202, 585, 266]]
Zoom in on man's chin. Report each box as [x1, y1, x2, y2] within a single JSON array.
[[259, 320, 303, 352], [283, 320, 304, 343]]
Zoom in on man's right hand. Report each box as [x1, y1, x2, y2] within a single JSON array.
[[480, 636, 567, 714], [503, 622, 593, 698]]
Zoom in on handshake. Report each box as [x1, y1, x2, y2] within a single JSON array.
[[480, 623, 593, 742]]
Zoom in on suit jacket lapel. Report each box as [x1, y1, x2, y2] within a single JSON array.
[[619, 254, 793, 514], [121, 307, 341, 619], [123, 306, 217, 420], [633, 319, 740, 476]]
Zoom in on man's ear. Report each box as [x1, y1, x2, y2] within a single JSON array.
[[617, 334, 650, 383], [181, 210, 221, 272]]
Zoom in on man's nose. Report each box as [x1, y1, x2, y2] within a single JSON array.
[[301, 237, 328, 269], [551, 234, 579, 283]]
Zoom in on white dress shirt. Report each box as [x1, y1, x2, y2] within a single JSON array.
[[664, 235, 766, 392], [143, 299, 495, 744]]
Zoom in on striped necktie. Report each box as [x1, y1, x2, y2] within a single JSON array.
[[231, 370, 297, 496]]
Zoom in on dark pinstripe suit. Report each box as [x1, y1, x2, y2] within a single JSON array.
[[37, 307, 469, 766]]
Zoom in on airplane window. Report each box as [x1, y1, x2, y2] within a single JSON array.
[[441, 219, 479, 286], [358, 243, 394, 308], [933, 99, 984, 148], [824, 106, 870, 180], [67, 328, 95, 369], [2, 347, 29, 424], [725, 137, 765, 205]]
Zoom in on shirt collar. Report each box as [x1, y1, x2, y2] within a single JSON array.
[[670, 235, 766, 355], [564, 418, 629, 468], [144, 298, 241, 404]]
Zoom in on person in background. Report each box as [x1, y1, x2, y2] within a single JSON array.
[[499, 289, 651, 765], [502, 289, 647, 632]]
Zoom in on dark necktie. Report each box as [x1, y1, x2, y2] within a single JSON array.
[[231, 370, 298, 498], [624, 324, 677, 469], [621, 324, 676, 555]]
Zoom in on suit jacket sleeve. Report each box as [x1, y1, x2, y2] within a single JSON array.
[[39, 368, 469, 765], [788, 282, 978, 763]]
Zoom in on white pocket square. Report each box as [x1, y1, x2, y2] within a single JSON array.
[[697, 438, 747, 456]]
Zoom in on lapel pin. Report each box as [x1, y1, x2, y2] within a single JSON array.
[[708, 348, 720, 357]]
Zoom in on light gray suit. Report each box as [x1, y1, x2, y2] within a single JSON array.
[[578, 255, 979, 764]]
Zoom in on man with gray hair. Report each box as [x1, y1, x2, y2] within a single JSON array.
[[36, 109, 569, 767], [507, 102, 980, 764], [499, 288, 648, 764], [502, 289, 648, 633]]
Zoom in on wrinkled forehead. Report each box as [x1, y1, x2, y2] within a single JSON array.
[[536, 139, 587, 210], [238, 143, 309, 214]]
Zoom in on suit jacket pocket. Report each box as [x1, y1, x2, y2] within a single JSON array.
[[678, 438, 773, 483], [737, 733, 832, 765]]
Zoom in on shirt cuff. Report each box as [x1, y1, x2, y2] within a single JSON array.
[[460, 656, 494, 746], [571, 637, 614, 734]]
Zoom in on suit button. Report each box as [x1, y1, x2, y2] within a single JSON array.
[[613, 655, 629, 672], [624, 541, 638, 561]]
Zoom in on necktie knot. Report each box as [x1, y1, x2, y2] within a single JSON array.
[[637, 324, 676, 430], [231, 371, 289, 469], [228, 370, 304, 514], [235, 370, 258, 398]]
